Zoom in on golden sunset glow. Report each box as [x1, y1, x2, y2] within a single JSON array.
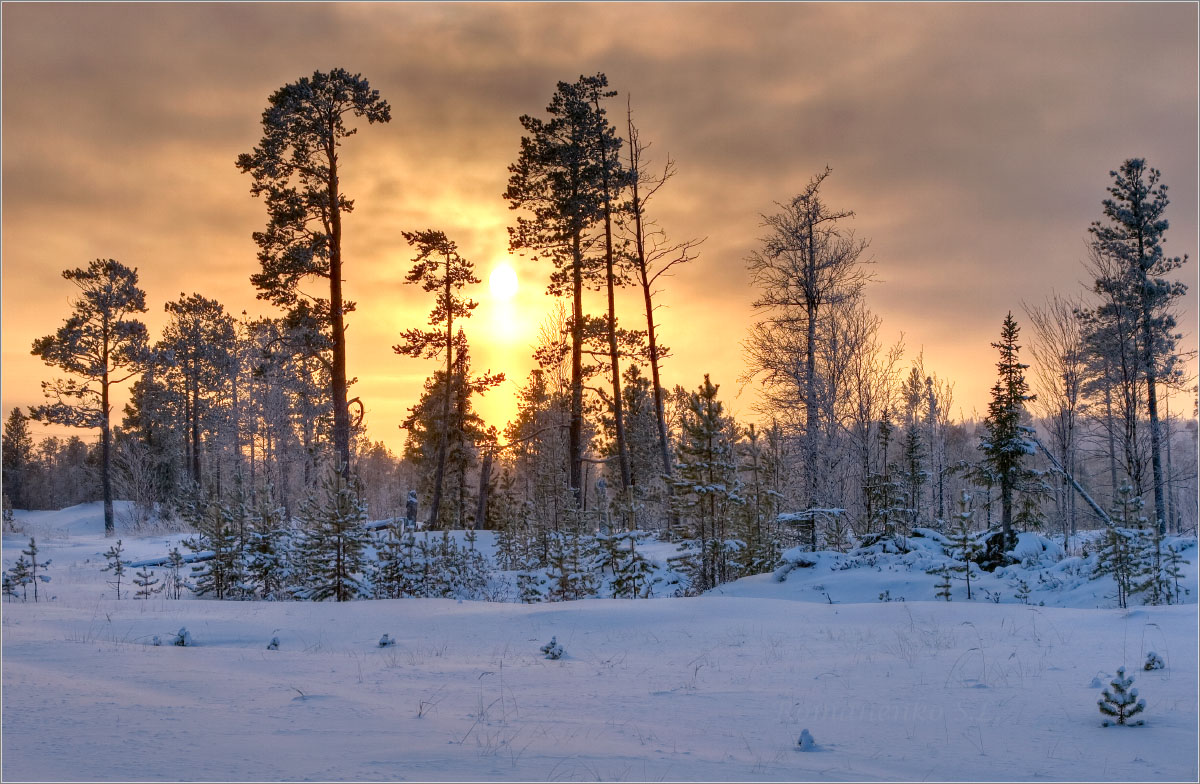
[[488, 264, 519, 300], [1, 3, 1196, 457]]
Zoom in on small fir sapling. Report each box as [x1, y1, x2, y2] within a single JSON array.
[[267, 636, 280, 651], [1143, 651, 1165, 671], [947, 491, 983, 600], [1136, 527, 1190, 605], [133, 566, 161, 599], [540, 635, 564, 659], [516, 569, 546, 603], [1093, 483, 1143, 609], [1098, 666, 1145, 726], [378, 633, 396, 648], [21, 537, 50, 602], [173, 627, 192, 646], [101, 539, 127, 599], [151, 635, 162, 646], [6, 554, 33, 601], [2, 572, 17, 600], [797, 729, 816, 750], [1012, 576, 1032, 604], [933, 565, 953, 601], [163, 548, 188, 600]]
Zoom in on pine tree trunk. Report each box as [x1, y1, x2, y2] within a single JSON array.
[[569, 232, 584, 508], [1145, 374, 1166, 535], [101, 367, 114, 537], [804, 224, 820, 520], [429, 270, 453, 530], [1164, 399, 1176, 533], [328, 148, 352, 479], [1000, 477, 1014, 549], [1104, 373, 1118, 505], [190, 372, 201, 489], [603, 200, 632, 503], [475, 447, 492, 529], [594, 105, 631, 515], [1137, 229, 1167, 536]]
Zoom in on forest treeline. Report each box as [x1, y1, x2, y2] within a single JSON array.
[[3, 69, 1195, 598]]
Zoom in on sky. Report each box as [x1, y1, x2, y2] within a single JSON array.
[[2, 2, 1197, 456]]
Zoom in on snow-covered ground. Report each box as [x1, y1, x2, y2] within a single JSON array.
[[3, 504, 1197, 782]]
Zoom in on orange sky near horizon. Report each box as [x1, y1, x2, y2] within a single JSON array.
[[2, 3, 1197, 457]]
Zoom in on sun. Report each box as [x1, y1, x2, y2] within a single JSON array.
[[489, 263, 519, 299]]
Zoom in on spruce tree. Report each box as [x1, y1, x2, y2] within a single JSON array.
[[3, 407, 34, 509], [609, 530, 658, 599], [546, 528, 597, 602], [298, 468, 370, 602], [1098, 666, 1146, 726], [1135, 525, 1188, 606], [1093, 482, 1144, 609], [402, 335, 501, 529], [672, 375, 742, 592], [186, 498, 246, 600], [245, 497, 290, 600], [980, 312, 1035, 551]]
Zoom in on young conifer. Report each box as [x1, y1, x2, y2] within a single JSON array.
[[1098, 666, 1146, 726]]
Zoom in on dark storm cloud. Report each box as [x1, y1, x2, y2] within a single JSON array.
[[3, 2, 1196, 446]]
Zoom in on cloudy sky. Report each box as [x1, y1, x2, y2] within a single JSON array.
[[3, 2, 1196, 454]]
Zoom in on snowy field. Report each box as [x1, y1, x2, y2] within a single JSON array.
[[3, 504, 1198, 782]]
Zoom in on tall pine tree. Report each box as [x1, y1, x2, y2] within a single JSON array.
[[31, 260, 149, 536]]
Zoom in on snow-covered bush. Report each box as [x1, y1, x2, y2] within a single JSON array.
[[797, 728, 816, 750], [267, 636, 280, 651], [173, 627, 192, 647], [540, 635, 563, 660], [1098, 667, 1145, 726], [378, 633, 396, 648], [1143, 651, 1164, 671]]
